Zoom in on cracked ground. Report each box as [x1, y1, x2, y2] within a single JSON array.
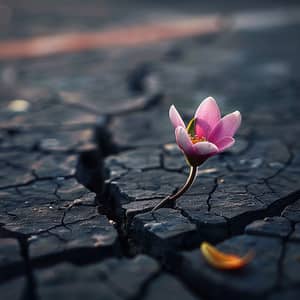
[[0, 1, 300, 299]]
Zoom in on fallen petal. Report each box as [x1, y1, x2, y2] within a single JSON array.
[[200, 242, 253, 270]]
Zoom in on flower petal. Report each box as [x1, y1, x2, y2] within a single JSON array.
[[193, 141, 219, 156], [200, 242, 253, 270], [175, 126, 193, 154], [215, 136, 235, 152], [209, 111, 241, 143], [169, 105, 185, 129], [195, 97, 221, 137]]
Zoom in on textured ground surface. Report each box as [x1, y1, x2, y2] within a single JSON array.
[[0, 1, 300, 299]]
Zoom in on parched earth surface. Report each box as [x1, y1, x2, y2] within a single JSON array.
[[0, 1, 300, 299]]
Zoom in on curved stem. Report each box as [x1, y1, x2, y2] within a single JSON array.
[[151, 166, 197, 211]]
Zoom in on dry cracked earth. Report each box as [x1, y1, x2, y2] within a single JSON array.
[[0, 1, 300, 299]]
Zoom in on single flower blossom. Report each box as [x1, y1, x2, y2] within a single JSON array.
[[152, 96, 241, 211], [200, 242, 254, 270], [169, 96, 241, 166]]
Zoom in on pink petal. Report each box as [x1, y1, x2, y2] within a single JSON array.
[[194, 119, 208, 139], [193, 141, 219, 156], [215, 136, 235, 152], [194, 97, 221, 137], [169, 105, 185, 129], [175, 126, 193, 154], [209, 111, 241, 143]]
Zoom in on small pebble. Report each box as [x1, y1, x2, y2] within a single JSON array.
[[8, 99, 30, 112]]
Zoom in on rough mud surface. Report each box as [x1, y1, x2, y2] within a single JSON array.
[[0, 1, 300, 299]]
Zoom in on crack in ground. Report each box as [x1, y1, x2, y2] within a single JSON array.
[[0, 175, 75, 191], [265, 146, 294, 182], [275, 222, 294, 289], [206, 176, 220, 212], [2, 44, 300, 299]]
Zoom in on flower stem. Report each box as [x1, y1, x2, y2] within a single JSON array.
[[151, 166, 197, 211]]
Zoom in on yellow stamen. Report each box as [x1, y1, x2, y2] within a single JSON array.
[[190, 134, 206, 144]]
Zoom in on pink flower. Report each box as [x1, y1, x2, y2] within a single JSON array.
[[169, 97, 241, 166]]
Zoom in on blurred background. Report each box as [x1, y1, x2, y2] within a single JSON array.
[[0, 0, 299, 142]]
